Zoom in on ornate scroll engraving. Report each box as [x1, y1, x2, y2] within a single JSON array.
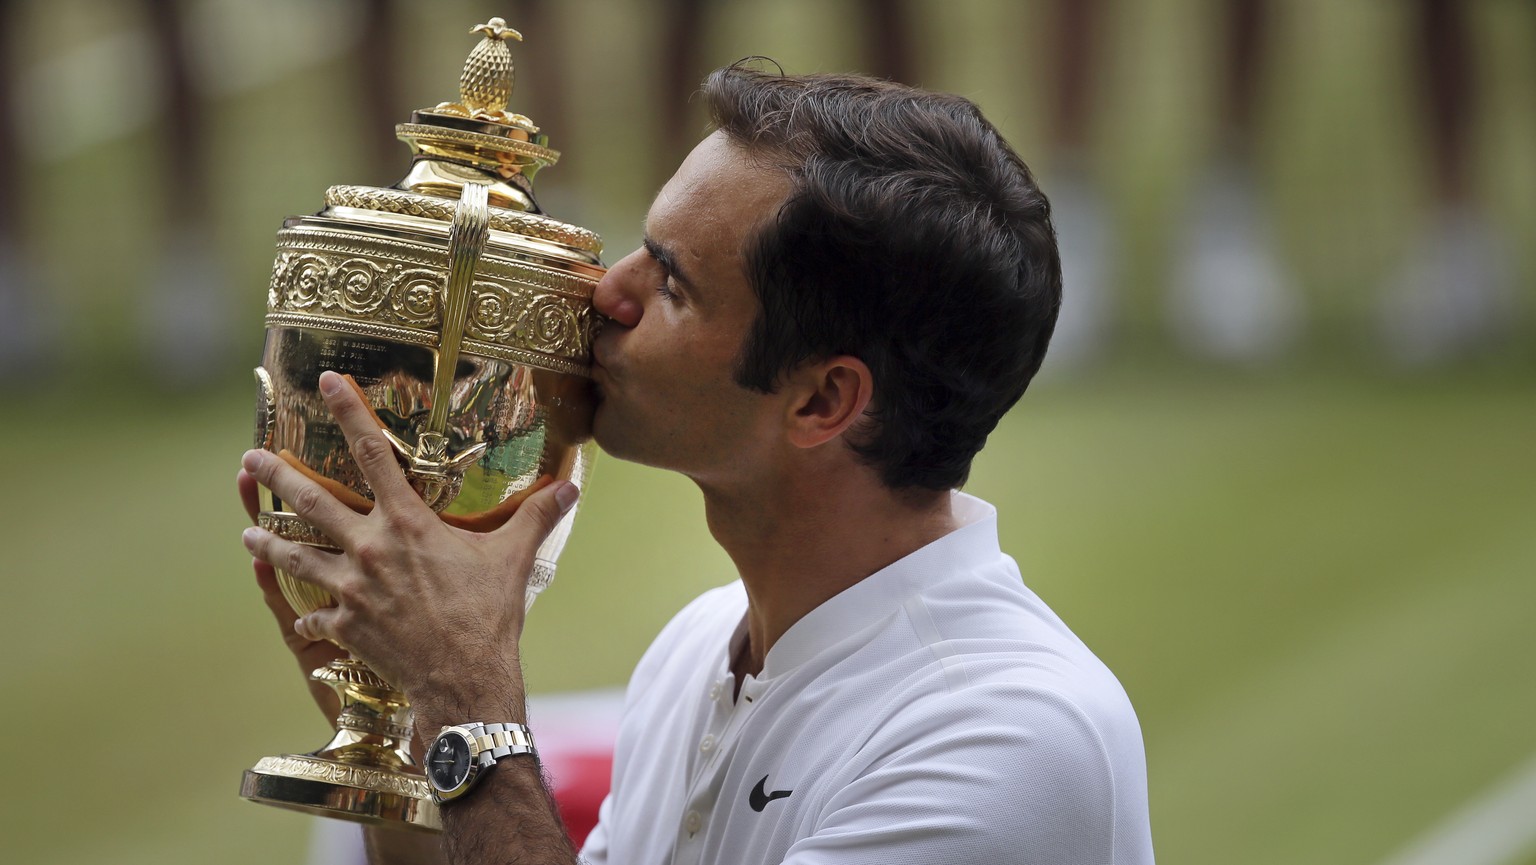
[[336, 714, 415, 741], [528, 560, 556, 594], [267, 226, 598, 376], [250, 756, 432, 799], [259, 512, 340, 551], [394, 123, 557, 164], [323, 186, 597, 253], [393, 268, 445, 325]]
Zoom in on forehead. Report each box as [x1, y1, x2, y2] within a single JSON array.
[[645, 132, 791, 272]]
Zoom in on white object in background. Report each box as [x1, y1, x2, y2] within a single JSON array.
[[1168, 161, 1302, 363], [1045, 171, 1113, 371], [140, 226, 234, 385], [1377, 205, 1514, 367], [0, 238, 55, 381], [1375, 751, 1536, 865]]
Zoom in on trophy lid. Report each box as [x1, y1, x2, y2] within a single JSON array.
[[319, 18, 602, 261], [266, 18, 605, 398]]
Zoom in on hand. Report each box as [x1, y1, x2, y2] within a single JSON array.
[[239, 467, 346, 723], [239, 370, 580, 733]]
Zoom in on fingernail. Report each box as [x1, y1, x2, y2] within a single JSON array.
[[555, 481, 579, 513], [319, 370, 342, 395], [293, 618, 308, 639], [241, 449, 264, 472], [242, 527, 261, 549]]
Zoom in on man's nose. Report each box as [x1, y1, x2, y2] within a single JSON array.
[[591, 249, 645, 329]]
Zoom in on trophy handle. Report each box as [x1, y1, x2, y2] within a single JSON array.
[[427, 180, 490, 436], [397, 181, 493, 508], [381, 427, 488, 511]]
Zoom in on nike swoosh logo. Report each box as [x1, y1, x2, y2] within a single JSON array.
[[749, 775, 793, 812]]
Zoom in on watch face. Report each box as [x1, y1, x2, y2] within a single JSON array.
[[427, 731, 474, 793]]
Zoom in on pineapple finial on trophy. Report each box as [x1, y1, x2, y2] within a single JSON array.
[[464, 18, 521, 112], [432, 17, 536, 131], [393, 17, 561, 210]]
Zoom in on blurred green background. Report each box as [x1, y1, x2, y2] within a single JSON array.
[[1, 1, 1532, 864]]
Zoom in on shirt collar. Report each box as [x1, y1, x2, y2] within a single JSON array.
[[758, 491, 1001, 679]]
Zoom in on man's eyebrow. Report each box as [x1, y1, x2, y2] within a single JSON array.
[[643, 236, 696, 289]]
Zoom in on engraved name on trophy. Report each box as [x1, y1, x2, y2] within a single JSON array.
[[239, 19, 603, 832]]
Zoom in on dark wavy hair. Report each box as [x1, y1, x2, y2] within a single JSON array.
[[703, 64, 1061, 491]]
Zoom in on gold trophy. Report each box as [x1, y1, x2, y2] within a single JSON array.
[[239, 19, 603, 832]]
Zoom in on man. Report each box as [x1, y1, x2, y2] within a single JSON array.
[[239, 66, 1155, 864]]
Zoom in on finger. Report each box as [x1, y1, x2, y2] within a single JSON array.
[[242, 525, 344, 595], [238, 468, 261, 524], [295, 606, 346, 645], [317, 371, 419, 510], [489, 479, 580, 552], [242, 448, 361, 544], [277, 449, 374, 515]]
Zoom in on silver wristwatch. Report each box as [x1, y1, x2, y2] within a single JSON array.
[[426, 722, 538, 804]]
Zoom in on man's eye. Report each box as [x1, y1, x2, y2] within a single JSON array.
[[656, 279, 681, 302]]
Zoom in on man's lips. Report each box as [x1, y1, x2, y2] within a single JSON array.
[[589, 352, 615, 398], [590, 336, 616, 378]]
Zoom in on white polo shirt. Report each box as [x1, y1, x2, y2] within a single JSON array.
[[580, 493, 1154, 865]]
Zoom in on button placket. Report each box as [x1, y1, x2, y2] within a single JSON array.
[[676, 675, 765, 862], [702, 683, 733, 764]]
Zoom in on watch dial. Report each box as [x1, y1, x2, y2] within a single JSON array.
[[428, 733, 472, 790]]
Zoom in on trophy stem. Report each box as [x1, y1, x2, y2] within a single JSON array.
[[240, 658, 442, 832]]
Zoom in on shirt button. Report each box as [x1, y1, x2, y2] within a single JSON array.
[[700, 735, 715, 753], [684, 810, 703, 834], [708, 682, 720, 700]]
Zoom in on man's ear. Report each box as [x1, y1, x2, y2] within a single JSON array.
[[783, 355, 874, 449]]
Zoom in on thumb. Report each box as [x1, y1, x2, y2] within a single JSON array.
[[490, 479, 580, 551]]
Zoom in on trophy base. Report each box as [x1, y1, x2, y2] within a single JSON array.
[[242, 753, 442, 832]]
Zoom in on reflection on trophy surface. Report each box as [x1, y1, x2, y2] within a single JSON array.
[[239, 18, 603, 832]]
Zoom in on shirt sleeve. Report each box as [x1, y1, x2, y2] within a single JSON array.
[[577, 793, 611, 865]]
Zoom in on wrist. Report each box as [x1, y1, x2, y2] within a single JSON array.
[[410, 656, 526, 737]]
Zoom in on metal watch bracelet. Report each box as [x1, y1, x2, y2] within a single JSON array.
[[466, 721, 538, 767]]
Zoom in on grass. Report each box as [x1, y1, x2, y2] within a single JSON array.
[[2, 362, 1532, 864]]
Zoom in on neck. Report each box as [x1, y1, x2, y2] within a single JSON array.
[[698, 465, 958, 682]]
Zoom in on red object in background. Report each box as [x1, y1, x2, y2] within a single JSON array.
[[546, 750, 616, 847], [528, 689, 625, 849]]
